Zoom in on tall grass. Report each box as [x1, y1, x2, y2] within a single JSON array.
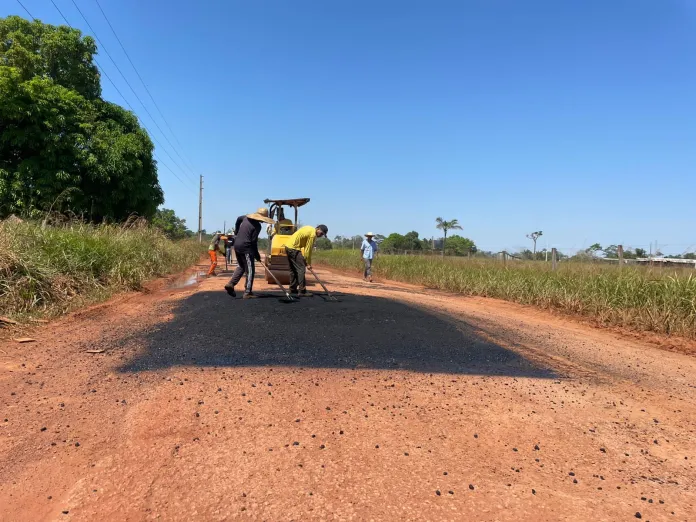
[[0, 220, 205, 318], [315, 250, 696, 338]]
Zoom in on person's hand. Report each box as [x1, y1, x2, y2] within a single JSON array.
[[307, 265, 312, 270]]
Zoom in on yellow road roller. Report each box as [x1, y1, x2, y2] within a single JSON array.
[[263, 198, 310, 284]]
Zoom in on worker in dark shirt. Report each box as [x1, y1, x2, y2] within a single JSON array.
[[224, 207, 274, 298], [224, 230, 235, 266]]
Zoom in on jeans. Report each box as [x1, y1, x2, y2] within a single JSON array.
[[285, 247, 307, 293]]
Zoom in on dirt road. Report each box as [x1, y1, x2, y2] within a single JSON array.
[[1, 264, 694, 521]]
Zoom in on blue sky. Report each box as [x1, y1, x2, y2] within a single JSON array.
[[7, 0, 696, 254]]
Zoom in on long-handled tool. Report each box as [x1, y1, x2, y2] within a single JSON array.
[[261, 262, 297, 303], [307, 267, 339, 302]]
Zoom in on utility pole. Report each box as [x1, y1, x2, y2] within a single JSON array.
[[223, 220, 226, 234], [198, 175, 203, 243]]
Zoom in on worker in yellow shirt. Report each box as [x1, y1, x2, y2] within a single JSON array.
[[284, 224, 328, 295]]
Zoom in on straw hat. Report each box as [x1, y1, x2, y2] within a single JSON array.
[[247, 207, 275, 224], [365, 232, 375, 237]]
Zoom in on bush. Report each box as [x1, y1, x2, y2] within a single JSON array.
[[0, 220, 204, 317]]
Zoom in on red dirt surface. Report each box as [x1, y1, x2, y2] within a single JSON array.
[[1, 264, 694, 521]]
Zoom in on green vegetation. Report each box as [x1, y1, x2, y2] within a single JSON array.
[[315, 250, 696, 338], [152, 208, 195, 239], [0, 16, 162, 220], [435, 217, 463, 255], [329, 231, 477, 255], [0, 219, 204, 318]]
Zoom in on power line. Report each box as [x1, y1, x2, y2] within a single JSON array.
[[153, 154, 192, 189], [49, 0, 70, 24], [16, 0, 35, 20], [48, 0, 194, 192], [89, 61, 194, 191], [92, 0, 199, 177], [65, 0, 197, 185], [95, 62, 195, 190]]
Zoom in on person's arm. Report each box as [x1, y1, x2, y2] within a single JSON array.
[[234, 216, 244, 235]]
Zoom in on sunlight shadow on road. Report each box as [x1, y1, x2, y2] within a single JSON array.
[[118, 291, 557, 378]]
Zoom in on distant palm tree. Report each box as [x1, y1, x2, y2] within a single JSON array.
[[526, 231, 543, 256], [435, 217, 463, 256]]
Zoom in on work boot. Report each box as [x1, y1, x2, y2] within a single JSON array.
[[243, 293, 258, 299], [224, 285, 236, 297]]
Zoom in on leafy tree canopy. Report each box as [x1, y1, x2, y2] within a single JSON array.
[[315, 237, 332, 250], [444, 235, 477, 256], [0, 16, 163, 221], [152, 208, 191, 239]]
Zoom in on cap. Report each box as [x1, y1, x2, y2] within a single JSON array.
[[317, 224, 329, 236]]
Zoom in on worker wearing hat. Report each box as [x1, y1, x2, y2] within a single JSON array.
[[224, 229, 235, 266], [360, 232, 379, 282], [207, 231, 224, 277], [224, 208, 274, 298], [284, 224, 328, 295]]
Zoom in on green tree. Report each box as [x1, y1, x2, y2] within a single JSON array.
[[315, 237, 332, 250], [444, 235, 476, 256], [380, 233, 406, 253], [1, 16, 100, 99], [403, 231, 422, 251], [0, 16, 163, 220], [603, 245, 619, 259], [435, 217, 463, 256], [152, 208, 189, 239], [585, 243, 602, 256]]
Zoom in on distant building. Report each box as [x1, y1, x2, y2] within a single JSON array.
[[634, 257, 696, 268]]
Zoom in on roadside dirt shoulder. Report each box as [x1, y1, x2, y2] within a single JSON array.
[[0, 264, 694, 521]]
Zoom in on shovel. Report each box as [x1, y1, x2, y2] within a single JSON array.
[[261, 263, 297, 303], [307, 267, 339, 302]]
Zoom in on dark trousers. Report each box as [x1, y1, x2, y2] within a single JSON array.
[[227, 250, 256, 294], [285, 247, 307, 293], [363, 258, 373, 279]]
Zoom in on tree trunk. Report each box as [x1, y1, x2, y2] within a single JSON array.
[[442, 230, 447, 256]]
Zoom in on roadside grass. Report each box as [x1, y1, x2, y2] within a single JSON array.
[[315, 250, 696, 339], [0, 220, 205, 319]]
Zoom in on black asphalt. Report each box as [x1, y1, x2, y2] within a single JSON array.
[[119, 290, 557, 378]]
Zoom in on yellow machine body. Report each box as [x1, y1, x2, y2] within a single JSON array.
[[263, 199, 310, 285]]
